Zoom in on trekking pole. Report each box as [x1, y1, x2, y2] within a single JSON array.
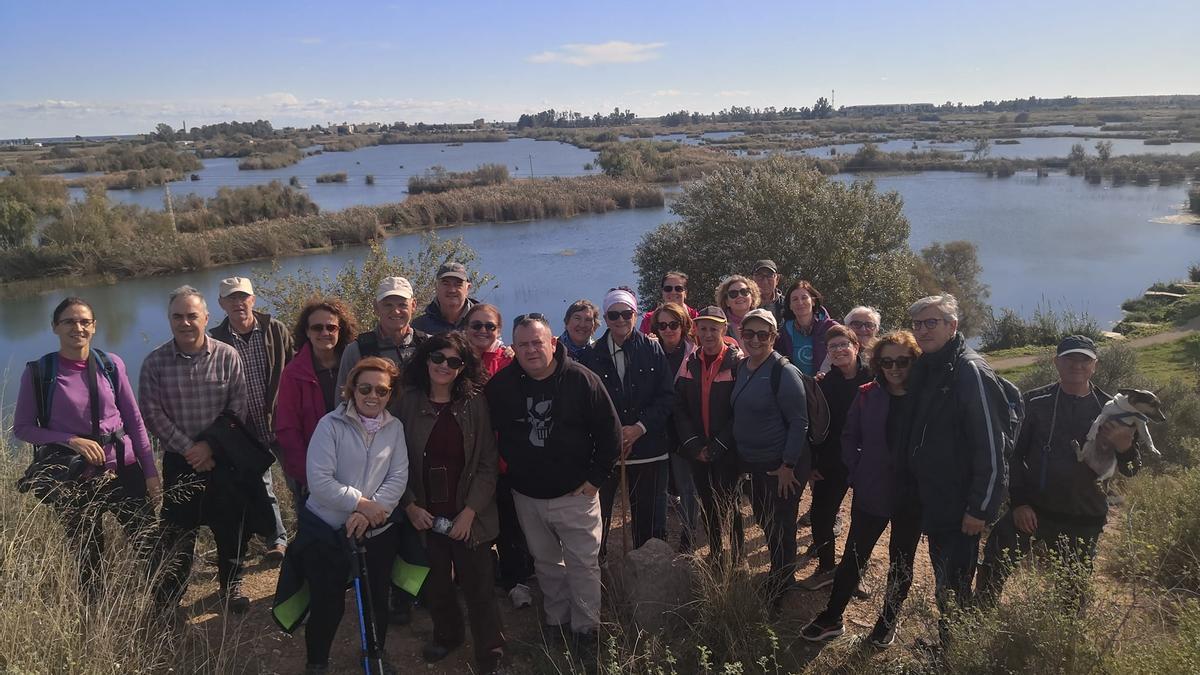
[[352, 540, 386, 675], [618, 458, 632, 555]]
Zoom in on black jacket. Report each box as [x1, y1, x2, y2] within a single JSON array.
[[579, 330, 676, 462], [907, 333, 1011, 532], [1009, 382, 1141, 526], [485, 340, 622, 499], [673, 343, 742, 462], [814, 364, 871, 476], [412, 297, 478, 335], [197, 410, 277, 539]]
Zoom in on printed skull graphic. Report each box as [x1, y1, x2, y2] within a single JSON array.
[[526, 397, 553, 447]]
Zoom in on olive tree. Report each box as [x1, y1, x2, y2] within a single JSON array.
[[633, 155, 920, 327], [915, 240, 991, 337]]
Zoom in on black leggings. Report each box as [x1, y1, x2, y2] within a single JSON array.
[[817, 505, 922, 628], [809, 463, 850, 570], [57, 465, 153, 596], [303, 526, 398, 667]]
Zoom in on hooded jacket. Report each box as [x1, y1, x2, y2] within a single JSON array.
[[395, 386, 500, 547], [775, 308, 839, 376], [274, 342, 335, 486], [412, 297, 479, 335], [579, 329, 676, 462], [485, 339, 621, 499], [673, 342, 743, 462], [906, 333, 1010, 532]]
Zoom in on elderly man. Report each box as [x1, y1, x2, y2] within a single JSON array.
[[751, 259, 785, 321], [140, 286, 250, 612], [337, 276, 429, 390], [905, 293, 1012, 637], [209, 277, 295, 560], [412, 262, 477, 334], [977, 335, 1139, 605], [485, 315, 621, 656]]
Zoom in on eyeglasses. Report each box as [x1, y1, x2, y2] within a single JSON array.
[[911, 318, 945, 331], [356, 383, 392, 397], [606, 310, 635, 321], [57, 318, 95, 328], [879, 357, 913, 370], [726, 287, 752, 299], [662, 285, 686, 293], [740, 328, 773, 342], [308, 323, 339, 334], [656, 321, 681, 331], [827, 341, 854, 352], [468, 320, 498, 332], [849, 321, 878, 331], [429, 352, 466, 369]]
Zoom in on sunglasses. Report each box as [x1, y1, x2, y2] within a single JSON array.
[[662, 285, 686, 293], [879, 357, 913, 370], [468, 320, 498, 332], [911, 318, 944, 331], [849, 321, 878, 331], [57, 318, 95, 328], [656, 321, 681, 331], [356, 383, 392, 397], [429, 352, 466, 369], [308, 323, 339, 334], [726, 287, 752, 299], [606, 310, 635, 321], [513, 312, 547, 328], [740, 328, 773, 342], [827, 341, 855, 352]]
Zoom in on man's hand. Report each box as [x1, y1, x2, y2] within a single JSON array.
[[696, 446, 711, 463], [183, 441, 214, 472], [962, 513, 986, 536], [1012, 505, 1038, 536], [68, 436, 106, 466], [768, 464, 802, 499], [448, 507, 476, 541], [346, 512, 370, 540], [620, 425, 645, 459], [571, 481, 599, 497], [356, 497, 388, 527], [1098, 420, 1136, 453], [405, 503, 434, 531]]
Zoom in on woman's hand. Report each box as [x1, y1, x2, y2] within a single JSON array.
[[448, 507, 476, 542], [68, 436, 106, 466], [346, 512, 370, 540], [145, 477, 163, 507], [405, 503, 434, 531], [356, 497, 388, 526]]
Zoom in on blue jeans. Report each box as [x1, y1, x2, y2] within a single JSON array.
[[262, 469, 288, 547], [927, 528, 980, 617]]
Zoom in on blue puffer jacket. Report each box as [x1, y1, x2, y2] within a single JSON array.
[[580, 330, 676, 462]]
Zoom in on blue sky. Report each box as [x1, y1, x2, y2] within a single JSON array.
[[1, 0, 1196, 137]]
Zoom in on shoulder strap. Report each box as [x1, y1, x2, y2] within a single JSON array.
[[357, 331, 381, 359], [37, 353, 58, 427], [770, 355, 787, 396], [28, 359, 48, 429], [85, 352, 101, 442]]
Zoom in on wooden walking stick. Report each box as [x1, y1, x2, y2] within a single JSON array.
[[618, 456, 633, 556]]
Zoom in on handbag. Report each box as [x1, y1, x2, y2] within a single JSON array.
[[15, 353, 115, 502]]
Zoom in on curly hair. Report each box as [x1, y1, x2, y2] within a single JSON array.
[[868, 330, 922, 378], [292, 296, 359, 356], [652, 302, 694, 343], [403, 331, 486, 401], [340, 356, 400, 405], [780, 280, 826, 322], [714, 274, 761, 313]]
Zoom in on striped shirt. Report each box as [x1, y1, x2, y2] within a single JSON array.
[[139, 336, 248, 454], [222, 321, 271, 444]]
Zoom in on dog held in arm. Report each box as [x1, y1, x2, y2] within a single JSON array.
[[1073, 389, 1165, 480]]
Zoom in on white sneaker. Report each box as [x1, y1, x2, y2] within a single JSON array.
[[509, 583, 533, 609]]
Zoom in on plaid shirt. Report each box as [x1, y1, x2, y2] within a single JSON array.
[[139, 336, 248, 454], [222, 321, 272, 444]]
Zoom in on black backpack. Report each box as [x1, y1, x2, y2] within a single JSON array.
[[738, 354, 831, 445]]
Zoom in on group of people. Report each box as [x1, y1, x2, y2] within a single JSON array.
[[13, 257, 1144, 673]]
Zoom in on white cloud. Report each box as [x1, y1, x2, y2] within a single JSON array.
[[526, 41, 666, 67], [298, 37, 323, 45], [653, 89, 683, 97]]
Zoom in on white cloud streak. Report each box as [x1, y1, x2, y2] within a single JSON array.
[[527, 41, 666, 67]]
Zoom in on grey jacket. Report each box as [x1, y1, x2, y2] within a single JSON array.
[[306, 402, 409, 536], [731, 351, 810, 469]]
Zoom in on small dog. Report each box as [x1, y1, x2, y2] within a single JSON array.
[[1073, 388, 1165, 480]]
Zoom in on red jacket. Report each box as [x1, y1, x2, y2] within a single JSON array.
[[480, 347, 513, 377], [274, 342, 334, 486]]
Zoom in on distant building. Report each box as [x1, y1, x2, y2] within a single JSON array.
[[842, 103, 936, 116]]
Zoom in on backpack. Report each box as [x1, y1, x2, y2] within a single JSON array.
[[766, 355, 831, 445], [961, 351, 1025, 462], [32, 349, 119, 426]]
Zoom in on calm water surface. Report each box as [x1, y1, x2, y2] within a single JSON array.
[[4, 171, 1196, 406]]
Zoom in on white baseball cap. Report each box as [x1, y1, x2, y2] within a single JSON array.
[[376, 276, 414, 301], [218, 277, 254, 298]]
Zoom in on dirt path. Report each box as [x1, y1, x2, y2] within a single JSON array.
[[987, 315, 1200, 371]]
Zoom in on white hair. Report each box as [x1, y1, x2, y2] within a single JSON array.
[[844, 305, 882, 325], [909, 294, 959, 321]]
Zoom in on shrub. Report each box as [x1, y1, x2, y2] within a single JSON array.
[[1189, 187, 1200, 215], [407, 164, 508, 194], [315, 172, 348, 183], [1189, 262, 1200, 282], [981, 301, 1100, 351], [1117, 465, 1200, 593], [174, 181, 318, 232], [0, 197, 36, 249]]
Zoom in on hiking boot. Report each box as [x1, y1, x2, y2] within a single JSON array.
[[799, 567, 836, 591], [868, 617, 898, 648], [851, 581, 871, 599], [508, 583, 533, 609], [263, 543, 286, 562], [220, 585, 250, 614], [800, 618, 844, 642], [304, 664, 329, 675]]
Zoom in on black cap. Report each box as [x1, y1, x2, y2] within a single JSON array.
[[694, 306, 728, 323], [752, 259, 778, 274], [436, 262, 468, 281], [1056, 335, 1098, 359]]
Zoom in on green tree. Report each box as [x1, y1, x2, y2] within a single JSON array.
[[153, 123, 177, 143], [1068, 143, 1087, 163], [632, 155, 919, 327], [1096, 140, 1113, 162], [812, 96, 833, 119], [914, 240, 992, 337], [0, 198, 36, 249], [253, 232, 494, 330]]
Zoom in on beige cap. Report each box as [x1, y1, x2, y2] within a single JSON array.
[[742, 307, 778, 331], [376, 276, 414, 301], [218, 276, 254, 298]]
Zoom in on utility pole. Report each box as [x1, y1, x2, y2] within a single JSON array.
[[528, 154, 534, 178], [831, 89, 835, 110]]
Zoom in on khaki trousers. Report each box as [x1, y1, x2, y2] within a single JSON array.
[[511, 490, 603, 633]]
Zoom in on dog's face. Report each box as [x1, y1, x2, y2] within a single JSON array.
[[1118, 388, 1167, 422]]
